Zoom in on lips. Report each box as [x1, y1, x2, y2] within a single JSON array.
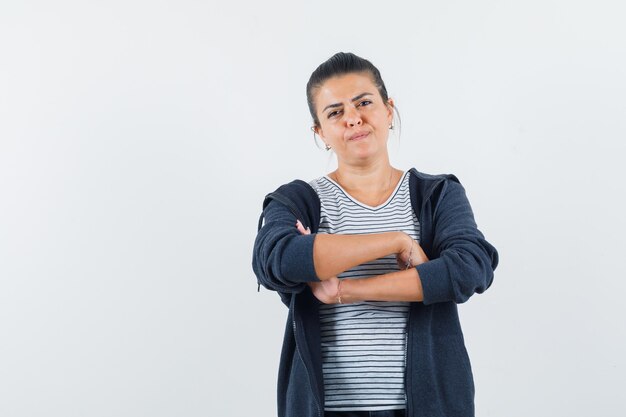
[[348, 131, 369, 141]]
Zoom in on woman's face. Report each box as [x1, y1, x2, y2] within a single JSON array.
[[314, 72, 394, 166]]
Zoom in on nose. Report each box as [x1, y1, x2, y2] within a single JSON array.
[[344, 105, 362, 127]]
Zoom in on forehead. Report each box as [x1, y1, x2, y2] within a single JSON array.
[[315, 72, 378, 107]]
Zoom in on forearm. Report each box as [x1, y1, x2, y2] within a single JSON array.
[[313, 232, 408, 280], [340, 268, 424, 303]]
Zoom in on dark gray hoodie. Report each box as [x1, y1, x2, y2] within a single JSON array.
[[253, 168, 499, 417]]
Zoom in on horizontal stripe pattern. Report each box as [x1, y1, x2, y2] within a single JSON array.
[[309, 171, 420, 412]]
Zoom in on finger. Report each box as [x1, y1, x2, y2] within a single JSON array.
[[295, 220, 306, 234], [296, 220, 311, 235]]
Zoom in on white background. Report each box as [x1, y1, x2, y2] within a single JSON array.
[[1, 1, 625, 416]]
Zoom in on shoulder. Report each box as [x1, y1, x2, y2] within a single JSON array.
[[408, 167, 460, 185], [263, 179, 318, 209], [261, 178, 321, 231], [407, 168, 465, 210], [307, 176, 325, 195], [408, 167, 462, 194]]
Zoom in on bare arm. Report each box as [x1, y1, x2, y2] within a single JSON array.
[[296, 220, 424, 281], [340, 269, 424, 303], [312, 232, 408, 280], [308, 269, 425, 304], [298, 222, 428, 303]]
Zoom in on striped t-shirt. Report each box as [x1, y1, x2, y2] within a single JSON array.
[[309, 171, 420, 412]]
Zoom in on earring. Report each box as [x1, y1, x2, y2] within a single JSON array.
[[389, 124, 394, 130], [312, 129, 321, 146], [325, 144, 332, 151]]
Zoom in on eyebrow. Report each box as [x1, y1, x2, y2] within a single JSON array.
[[322, 92, 373, 113]]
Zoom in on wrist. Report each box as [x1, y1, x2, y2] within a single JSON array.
[[340, 278, 363, 304], [337, 279, 344, 304], [394, 231, 409, 254]]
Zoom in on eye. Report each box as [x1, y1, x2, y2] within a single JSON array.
[[327, 110, 342, 118], [358, 100, 372, 107]]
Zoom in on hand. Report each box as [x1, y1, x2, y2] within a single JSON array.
[[396, 233, 429, 269], [295, 219, 311, 235]]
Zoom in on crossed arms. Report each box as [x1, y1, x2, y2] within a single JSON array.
[[252, 180, 498, 305], [295, 220, 427, 304]]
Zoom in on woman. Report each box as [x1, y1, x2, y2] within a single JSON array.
[[253, 52, 499, 417]]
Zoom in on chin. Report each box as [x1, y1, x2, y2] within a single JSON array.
[[348, 149, 384, 163]]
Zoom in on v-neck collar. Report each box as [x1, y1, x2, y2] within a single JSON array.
[[323, 170, 408, 210]]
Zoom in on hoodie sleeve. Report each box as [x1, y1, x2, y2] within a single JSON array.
[[252, 199, 321, 293], [416, 180, 499, 305]]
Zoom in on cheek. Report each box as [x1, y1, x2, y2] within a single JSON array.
[[319, 121, 340, 138]]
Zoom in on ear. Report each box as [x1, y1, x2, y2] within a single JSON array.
[[314, 125, 325, 140], [386, 98, 395, 123]]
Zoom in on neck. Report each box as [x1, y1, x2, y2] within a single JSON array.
[[332, 158, 398, 193]]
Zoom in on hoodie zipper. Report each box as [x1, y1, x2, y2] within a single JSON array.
[[404, 181, 436, 417], [405, 307, 413, 416]]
